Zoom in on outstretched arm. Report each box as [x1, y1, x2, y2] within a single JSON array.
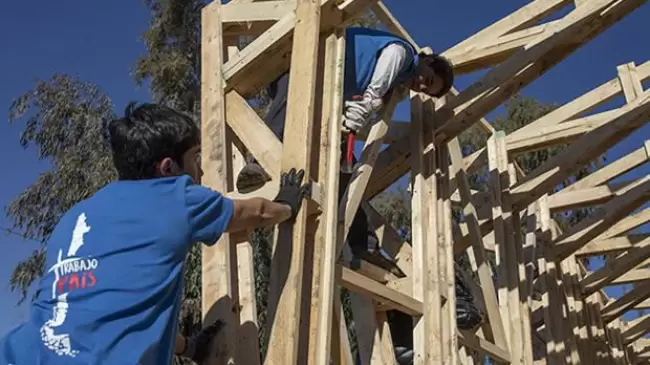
[[225, 197, 292, 232], [188, 168, 310, 246], [226, 168, 308, 232]]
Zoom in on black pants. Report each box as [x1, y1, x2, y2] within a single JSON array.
[[263, 72, 412, 349]]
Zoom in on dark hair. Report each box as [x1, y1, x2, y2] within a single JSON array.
[[421, 53, 454, 97], [107, 102, 200, 180]]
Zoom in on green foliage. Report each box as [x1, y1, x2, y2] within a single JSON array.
[[6, 74, 117, 303]]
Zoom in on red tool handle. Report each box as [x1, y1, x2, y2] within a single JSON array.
[[342, 94, 362, 173], [345, 132, 355, 169]]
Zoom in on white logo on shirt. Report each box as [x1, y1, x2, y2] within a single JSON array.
[[40, 213, 96, 358]]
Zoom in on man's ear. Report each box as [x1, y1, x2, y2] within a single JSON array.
[[157, 157, 180, 177]]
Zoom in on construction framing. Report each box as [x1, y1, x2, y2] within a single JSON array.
[[199, 0, 650, 364]]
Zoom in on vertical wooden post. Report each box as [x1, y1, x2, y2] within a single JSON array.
[[308, 29, 345, 365], [411, 92, 442, 364], [264, 1, 321, 364], [201, 3, 239, 364]]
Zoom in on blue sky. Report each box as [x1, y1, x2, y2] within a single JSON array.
[[0, 0, 649, 338]]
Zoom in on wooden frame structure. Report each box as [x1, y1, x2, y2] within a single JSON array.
[[199, 0, 650, 364]]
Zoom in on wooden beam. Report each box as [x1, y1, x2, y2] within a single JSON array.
[[409, 92, 443, 364], [547, 178, 646, 213], [463, 62, 650, 175], [308, 30, 345, 365], [221, 0, 379, 98], [553, 178, 650, 261], [337, 266, 423, 316], [622, 315, 650, 345], [609, 267, 650, 285], [580, 235, 650, 296], [576, 234, 650, 257], [200, 4, 240, 364], [264, 1, 321, 363], [222, 1, 296, 23], [510, 91, 650, 212], [601, 280, 650, 323], [449, 137, 509, 351]]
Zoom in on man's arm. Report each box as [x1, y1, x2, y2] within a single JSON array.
[[188, 169, 308, 245], [366, 43, 413, 101], [343, 43, 413, 132], [225, 197, 292, 233]]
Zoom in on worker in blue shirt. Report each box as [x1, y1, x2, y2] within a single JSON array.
[[234, 27, 469, 365], [236, 27, 454, 270], [0, 103, 310, 365], [237, 27, 454, 193]]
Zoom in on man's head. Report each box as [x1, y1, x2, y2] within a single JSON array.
[[408, 53, 454, 98], [107, 102, 202, 182]]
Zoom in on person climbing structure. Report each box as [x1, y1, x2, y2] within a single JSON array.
[[236, 26, 454, 271], [237, 26, 454, 193], [235, 26, 480, 364]]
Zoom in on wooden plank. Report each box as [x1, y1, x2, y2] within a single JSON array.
[[510, 91, 650, 211], [375, 311, 399, 364], [596, 208, 650, 241], [565, 140, 650, 192], [308, 29, 345, 365], [448, 137, 510, 351], [447, 0, 572, 54], [370, 1, 418, 50], [433, 0, 633, 145], [547, 178, 645, 213], [609, 267, 650, 285], [458, 331, 512, 364], [580, 235, 650, 296], [236, 242, 262, 364], [617, 62, 644, 102], [221, 0, 379, 98], [576, 234, 650, 257], [200, 4, 240, 364], [490, 133, 513, 349], [562, 256, 593, 363], [331, 293, 354, 365], [601, 280, 650, 323], [447, 19, 563, 75], [463, 62, 650, 175], [437, 141, 456, 365], [337, 94, 399, 254], [337, 266, 423, 316], [225, 91, 282, 179], [264, 1, 321, 363], [538, 196, 567, 364], [554, 183, 650, 261], [222, 1, 296, 23], [622, 315, 650, 345], [410, 92, 442, 364], [508, 110, 622, 156]]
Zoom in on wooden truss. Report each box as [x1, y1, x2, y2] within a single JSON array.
[[199, 0, 650, 364]]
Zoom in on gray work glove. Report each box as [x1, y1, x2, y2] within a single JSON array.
[[181, 319, 224, 363], [342, 94, 383, 133]]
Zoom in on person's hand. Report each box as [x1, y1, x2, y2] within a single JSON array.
[[273, 168, 311, 220], [342, 94, 383, 133], [181, 319, 224, 363]]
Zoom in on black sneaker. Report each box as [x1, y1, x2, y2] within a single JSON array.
[[236, 162, 271, 193], [395, 346, 413, 365]]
